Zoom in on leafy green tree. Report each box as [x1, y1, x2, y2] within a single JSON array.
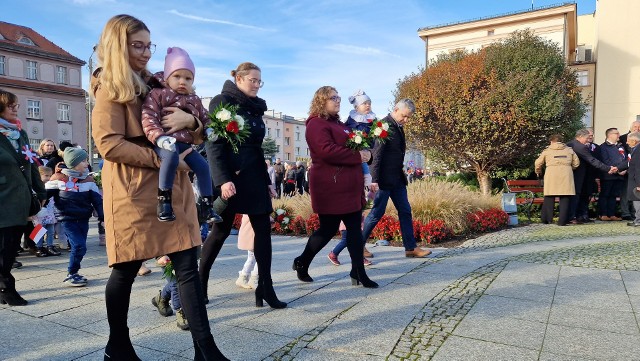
[[396, 30, 585, 194], [262, 136, 277, 159]]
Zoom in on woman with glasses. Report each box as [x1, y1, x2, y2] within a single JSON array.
[[292, 86, 378, 288], [91, 15, 228, 360], [200, 62, 287, 309], [0, 89, 46, 305]]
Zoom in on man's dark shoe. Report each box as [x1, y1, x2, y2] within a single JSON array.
[[12, 261, 22, 269], [569, 219, 583, 225], [622, 215, 634, 221], [627, 222, 640, 227]]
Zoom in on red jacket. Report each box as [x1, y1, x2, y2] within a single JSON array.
[[306, 114, 365, 215]]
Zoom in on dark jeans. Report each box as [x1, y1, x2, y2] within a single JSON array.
[[298, 211, 364, 269], [540, 196, 571, 225], [598, 179, 623, 217], [0, 226, 23, 290], [62, 220, 89, 275], [200, 209, 273, 295], [275, 177, 283, 198], [362, 186, 417, 250], [156, 142, 212, 195], [620, 175, 635, 217], [161, 278, 181, 310], [105, 247, 211, 342]]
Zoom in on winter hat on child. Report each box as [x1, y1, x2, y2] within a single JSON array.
[[164, 47, 195, 81], [348, 89, 371, 107], [63, 147, 88, 168]]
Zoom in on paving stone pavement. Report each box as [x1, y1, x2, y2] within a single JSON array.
[[3, 221, 640, 360]]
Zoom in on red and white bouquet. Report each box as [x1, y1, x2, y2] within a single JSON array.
[[345, 118, 392, 151], [206, 103, 251, 153]]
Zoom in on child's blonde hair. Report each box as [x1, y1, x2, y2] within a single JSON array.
[[38, 166, 53, 176]]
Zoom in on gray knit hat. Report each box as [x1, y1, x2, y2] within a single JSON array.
[[63, 147, 88, 168], [348, 89, 371, 107]]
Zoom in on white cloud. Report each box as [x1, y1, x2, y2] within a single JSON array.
[[166, 9, 275, 32], [68, 0, 114, 4], [326, 44, 402, 58]]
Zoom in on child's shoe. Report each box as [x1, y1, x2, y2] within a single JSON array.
[[249, 274, 259, 289], [198, 196, 223, 224], [364, 173, 372, 187], [151, 290, 173, 317], [327, 251, 340, 266], [363, 257, 373, 266], [176, 308, 189, 330], [35, 247, 49, 257], [235, 271, 252, 289], [157, 188, 176, 222], [63, 273, 87, 287]]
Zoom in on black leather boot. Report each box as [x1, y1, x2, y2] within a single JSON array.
[[198, 196, 223, 224], [103, 327, 141, 361], [349, 266, 379, 288], [255, 278, 287, 309], [194, 335, 229, 361], [0, 288, 27, 306], [292, 256, 313, 282], [35, 247, 49, 257], [157, 189, 176, 222]]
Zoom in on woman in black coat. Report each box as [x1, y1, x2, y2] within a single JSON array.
[[200, 62, 285, 309]]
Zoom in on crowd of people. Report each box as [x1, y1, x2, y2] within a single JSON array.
[[0, 13, 430, 360]]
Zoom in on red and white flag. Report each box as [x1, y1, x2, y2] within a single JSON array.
[[30, 224, 47, 243]]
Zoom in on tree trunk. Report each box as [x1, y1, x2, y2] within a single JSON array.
[[476, 170, 492, 196]]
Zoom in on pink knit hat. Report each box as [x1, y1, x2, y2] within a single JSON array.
[[164, 47, 195, 80]]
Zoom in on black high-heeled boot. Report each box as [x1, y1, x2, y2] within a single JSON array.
[[194, 335, 229, 361], [349, 267, 379, 288], [198, 196, 223, 224], [0, 288, 27, 306], [104, 327, 141, 361], [255, 278, 287, 309], [292, 256, 313, 282], [157, 189, 176, 222]]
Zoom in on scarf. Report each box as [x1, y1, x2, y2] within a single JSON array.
[[0, 117, 22, 150], [62, 168, 90, 180], [220, 80, 268, 114], [348, 110, 377, 124]]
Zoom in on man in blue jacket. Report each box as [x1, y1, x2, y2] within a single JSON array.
[[598, 128, 629, 220]]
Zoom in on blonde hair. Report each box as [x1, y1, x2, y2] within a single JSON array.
[[230, 62, 261, 82], [37, 138, 57, 156], [93, 14, 150, 103], [309, 86, 339, 120], [38, 165, 53, 176]]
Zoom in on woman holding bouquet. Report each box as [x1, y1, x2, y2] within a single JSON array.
[[292, 86, 378, 288], [200, 62, 286, 309]]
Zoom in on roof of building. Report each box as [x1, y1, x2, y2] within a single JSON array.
[[0, 21, 85, 65], [418, 2, 575, 32]]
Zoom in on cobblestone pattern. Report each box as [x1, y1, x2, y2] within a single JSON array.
[[387, 260, 509, 360], [513, 240, 640, 271]]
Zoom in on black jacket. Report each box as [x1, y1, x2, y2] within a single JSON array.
[[370, 114, 407, 190], [205, 80, 271, 215], [599, 141, 628, 181], [567, 139, 611, 193], [628, 146, 640, 201]]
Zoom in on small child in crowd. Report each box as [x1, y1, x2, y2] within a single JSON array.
[[235, 215, 259, 290], [142, 46, 222, 224], [47, 148, 103, 287], [344, 89, 376, 187], [32, 166, 61, 257], [152, 255, 189, 330]]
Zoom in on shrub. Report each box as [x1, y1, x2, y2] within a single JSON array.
[[290, 215, 307, 236], [305, 214, 320, 234], [466, 208, 509, 233], [370, 215, 401, 241], [420, 219, 454, 244]]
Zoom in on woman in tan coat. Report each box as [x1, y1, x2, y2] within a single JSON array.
[[91, 15, 228, 360], [535, 134, 580, 226]]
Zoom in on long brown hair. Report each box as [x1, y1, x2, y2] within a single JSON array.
[[308, 86, 339, 120], [0, 89, 18, 113]]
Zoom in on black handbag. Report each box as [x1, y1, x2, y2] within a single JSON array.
[[0, 135, 42, 216]]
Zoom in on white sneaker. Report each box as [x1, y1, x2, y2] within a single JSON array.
[[235, 272, 252, 289], [249, 274, 259, 289], [364, 174, 372, 187]]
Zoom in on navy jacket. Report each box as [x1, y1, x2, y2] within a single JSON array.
[[47, 174, 103, 222], [370, 114, 407, 190], [599, 141, 628, 180]]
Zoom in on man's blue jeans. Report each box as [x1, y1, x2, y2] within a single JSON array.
[[61, 220, 89, 275], [362, 186, 417, 251]]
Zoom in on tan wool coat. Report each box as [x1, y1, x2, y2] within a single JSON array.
[[91, 74, 202, 266], [534, 142, 580, 196]]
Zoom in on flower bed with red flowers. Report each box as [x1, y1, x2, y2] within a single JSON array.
[[466, 208, 509, 233], [305, 213, 320, 234], [420, 219, 454, 244]]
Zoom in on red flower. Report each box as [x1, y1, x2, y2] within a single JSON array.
[[226, 120, 239, 134], [349, 132, 355, 139], [376, 121, 382, 127], [379, 130, 388, 138]]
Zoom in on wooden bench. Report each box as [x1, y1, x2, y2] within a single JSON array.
[[503, 179, 543, 220]]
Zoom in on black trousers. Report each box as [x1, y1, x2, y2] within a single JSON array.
[[0, 226, 23, 290], [199, 208, 273, 293], [297, 211, 364, 269], [105, 247, 212, 342], [541, 196, 571, 225]]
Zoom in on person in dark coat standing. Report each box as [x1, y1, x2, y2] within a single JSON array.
[[201, 62, 286, 309], [273, 158, 284, 198], [597, 128, 628, 221], [0, 89, 46, 305], [295, 161, 305, 195], [619, 121, 640, 220], [361, 99, 431, 258], [625, 132, 640, 226], [292, 86, 378, 288], [566, 128, 616, 223]]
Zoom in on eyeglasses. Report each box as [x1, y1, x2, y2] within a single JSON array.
[[330, 95, 341, 103], [245, 77, 264, 88], [129, 41, 156, 54], [8, 104, 20, 111]]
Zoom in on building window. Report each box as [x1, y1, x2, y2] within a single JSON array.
[[57, 103, 71, 121], [581, 105, 593, 127], [26, 60, 37, 80], [576, 70, 589, 86], [286, 127, 290, 132], [487, 29, 495, 36], [285, 152, 290, 161], [29, 138, 41, 149], [295, 131, 300, 141], [276, 145, 280, 153], [285, 137, 290, 146], [0, 56, 4, 75], [295, 147, 300, 155], [27, 100, 41, 119], [306, 148, 310, 156], [56, 66, 67, 84], [18, 36, 35, 46], [276, 129, 280, 138], [266, 127, 271, 137]]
